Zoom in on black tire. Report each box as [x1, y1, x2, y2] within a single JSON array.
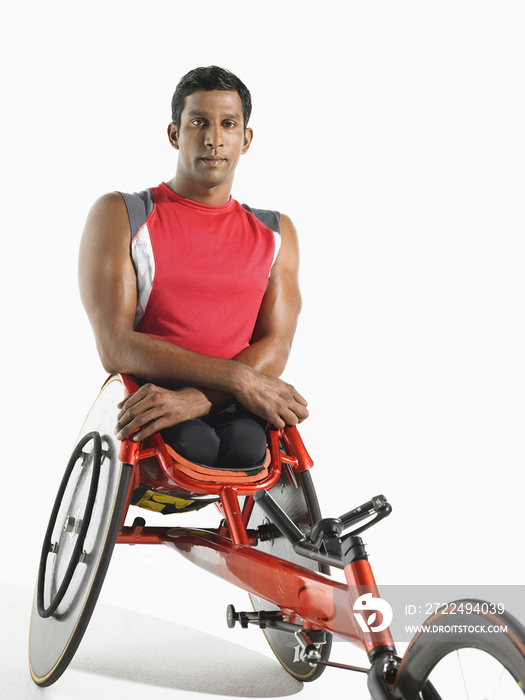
[[393, 599, 525, 699], [247, 465, 332, 681], [29, 375, 132, 687]]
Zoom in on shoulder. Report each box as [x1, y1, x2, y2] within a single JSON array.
[[241, 203, 281, 234], [269, 213, 299, 273], [86, 189, 155, 241], [85, 192, 128, 230], [240, 204, 295, 235], [278, 213, 296, 237], [82, 192, 131, 255], [240, 204, 298, 254], [276, 213, 298, 251]]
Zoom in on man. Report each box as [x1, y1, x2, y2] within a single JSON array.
[[79, 66, 308, 469]]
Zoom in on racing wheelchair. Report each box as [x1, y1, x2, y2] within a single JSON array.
[[29, 374, 525, 698]]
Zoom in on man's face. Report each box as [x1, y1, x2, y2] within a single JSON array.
[[169, 89, 252, 197]]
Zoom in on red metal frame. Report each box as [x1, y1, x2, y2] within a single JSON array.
[[115, 374, 394, 656]]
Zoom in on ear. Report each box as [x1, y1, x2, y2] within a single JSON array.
[[167, 123, 179, 150], [241, 127, 253, 155]]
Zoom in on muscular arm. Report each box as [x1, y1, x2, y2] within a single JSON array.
[[79, 193, 240, 389], [78, 195, 306, 439], [234, 213, 302, 377]]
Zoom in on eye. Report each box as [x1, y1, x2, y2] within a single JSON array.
[[191, 118, 205, 127], [223, 120, 237, 128]]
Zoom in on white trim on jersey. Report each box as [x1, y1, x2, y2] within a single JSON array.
[[131, 223, 155, 327]]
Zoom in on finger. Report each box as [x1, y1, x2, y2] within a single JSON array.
[[292, 390, 308, 407], [117, 398, 135, 419], [269, 414, 286, 430], [117, 382, 159, 411], [294, 409, 310, 423], [117, 390, 157, 423], [283, 403, 309, 426], [117, 390, 146, 415], [281, 407, 301, 427], [131, 418, 167, 442], [293, 402, 309, 422], [115, 406, 161, 439], [117, 381, 155, 405], [117, 392, 135, 410]]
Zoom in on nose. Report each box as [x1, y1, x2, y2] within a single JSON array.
[[204, 122, 223, 150]]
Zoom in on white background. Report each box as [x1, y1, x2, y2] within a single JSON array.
[[1, 1, 524, 697]]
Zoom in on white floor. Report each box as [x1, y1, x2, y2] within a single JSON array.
[[3, 571, 371, 700]]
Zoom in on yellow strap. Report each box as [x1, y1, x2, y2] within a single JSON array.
[[134, 489, 195, 513]]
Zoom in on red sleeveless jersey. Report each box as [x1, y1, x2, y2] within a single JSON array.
[[119, 183, 281, 360]]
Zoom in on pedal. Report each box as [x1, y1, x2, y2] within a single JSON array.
[[226, 605, 289, 630], [226, 604, 249, 629], [226, 605, 328, 651]]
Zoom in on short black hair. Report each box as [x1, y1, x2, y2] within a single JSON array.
[[171, 65, 252, 130]]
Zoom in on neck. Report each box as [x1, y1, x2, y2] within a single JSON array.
[[165, 174, 233, 206]]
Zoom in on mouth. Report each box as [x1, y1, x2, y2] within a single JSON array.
[[200, 156, 226, 166]]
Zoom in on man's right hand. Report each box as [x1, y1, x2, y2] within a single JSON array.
[[232, 365, 309, 428], [115, 384, 213, 442]]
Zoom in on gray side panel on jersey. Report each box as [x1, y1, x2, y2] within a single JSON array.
[[117, 189, 155, 240], [242, 204, 281, 235], [116, 189, 155, 326]]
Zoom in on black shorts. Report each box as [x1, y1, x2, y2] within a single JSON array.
[[160, 403, 267, 469]]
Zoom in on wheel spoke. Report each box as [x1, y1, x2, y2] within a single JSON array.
[[490, 664, 505, 699], [456, 650, 471, 700]]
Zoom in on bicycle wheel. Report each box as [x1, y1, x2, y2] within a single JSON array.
[[393, 599, 525, 699], [29, 375, 132, 687], [247, 464, 332, 681]]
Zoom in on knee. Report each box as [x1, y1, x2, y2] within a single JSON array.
[[161, 420, 220, 467], [216, 420, 267, 469]]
